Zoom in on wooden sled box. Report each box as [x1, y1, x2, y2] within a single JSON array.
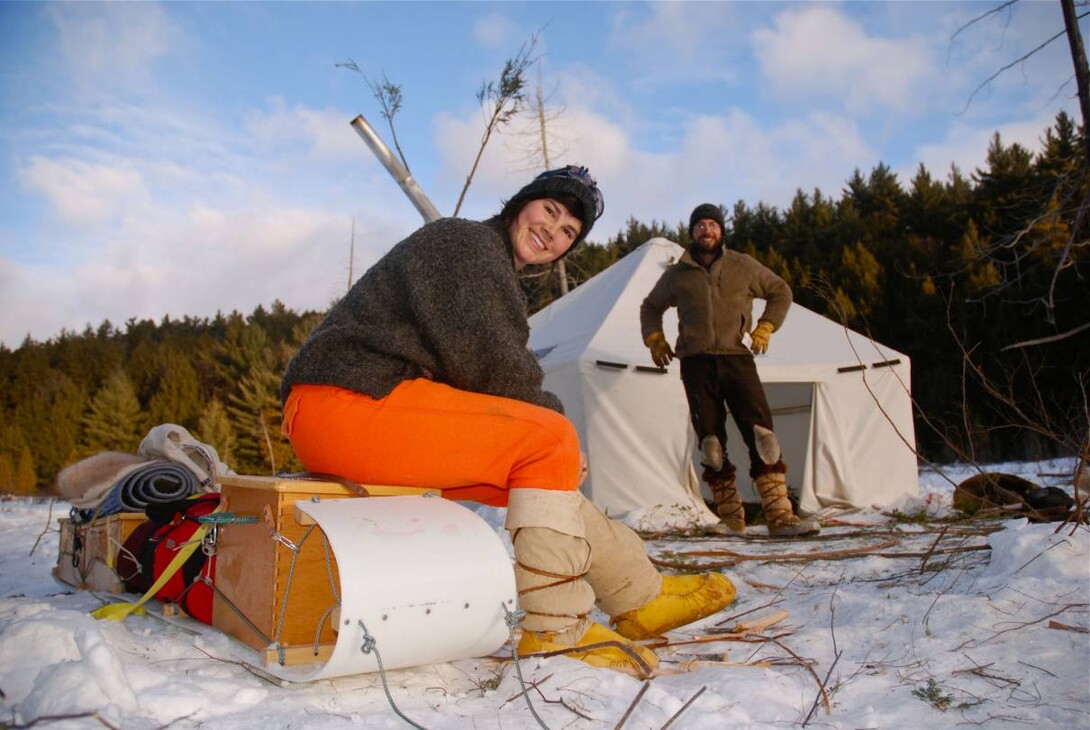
[[211, 474, 435, 668], [54, 512, 146, 593]]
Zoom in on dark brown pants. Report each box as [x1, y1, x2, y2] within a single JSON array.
[[680, 354, 777, 478]]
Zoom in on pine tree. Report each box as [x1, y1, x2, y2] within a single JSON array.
[[82, 368, 146, 454], [147, 352, 201, 429], [838, 241, 883, 320], [15, 446, 36, 496], [197, 397, 236, 470], [0, 452, 14, 493], [14, 371, 86, 485], [227, 361, 294, 474], [212, 318, 301, 474]]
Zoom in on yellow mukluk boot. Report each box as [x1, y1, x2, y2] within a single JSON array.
[[611, 573, 737, 641], [517, 622, 658, 676], [507, 489, 659, 676]]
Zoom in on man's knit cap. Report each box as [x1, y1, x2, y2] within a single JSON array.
[[689, 203, 725, 238]]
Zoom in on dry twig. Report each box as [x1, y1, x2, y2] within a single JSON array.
[[769, 638, 830, 715], [1047, 619, 1089, 633], [30, 498, 61, 558], [659, 686, 706, 730], [956, 603, 1089, 650], [613, 682, 649, 730]]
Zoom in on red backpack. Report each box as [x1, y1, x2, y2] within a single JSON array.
[[118, 494, 221, 624]]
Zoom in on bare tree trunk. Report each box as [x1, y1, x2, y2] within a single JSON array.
[[534, 78, 570, 296], [1060, 0, 1090, 166]]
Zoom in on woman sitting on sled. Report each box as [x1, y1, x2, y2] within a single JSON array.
[[280, 165, 735, 673]]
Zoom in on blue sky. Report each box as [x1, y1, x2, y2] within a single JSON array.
[[0, 1, 1082, 348]]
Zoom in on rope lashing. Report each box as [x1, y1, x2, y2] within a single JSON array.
[[501, 602, 550, 730], [357, 620, 428, 730]]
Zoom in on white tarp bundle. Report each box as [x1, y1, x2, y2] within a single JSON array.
[[529, 238, 919, 524]]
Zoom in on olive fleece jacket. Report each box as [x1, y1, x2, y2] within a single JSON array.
[[280, 216, 564, 414], [640, 247, 792, 357]]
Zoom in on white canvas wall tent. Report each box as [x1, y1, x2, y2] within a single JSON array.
[[528, 238, 919, 530]]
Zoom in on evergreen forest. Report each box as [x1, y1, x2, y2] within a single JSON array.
[[1, 112, 1086, 495]]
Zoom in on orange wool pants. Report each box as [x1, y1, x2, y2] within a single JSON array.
[[281, 381, 582, 507]]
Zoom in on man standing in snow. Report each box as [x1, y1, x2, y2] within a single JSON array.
[[640, 203, 819, 538]]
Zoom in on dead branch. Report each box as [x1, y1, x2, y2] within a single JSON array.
[[713, 597, 787, 628], [959, 23, 1077, 117], [613, 682, 649, 730], [769, 638, 830, 716], [30, 497, 60, 557], [803, 582, 844, 726], [674, 611, 791, 644], [715, 564, 811, 627], [918, 524, 952, 574], [500, 672, 554, 707], [946, 286, 1087, 459], [949, 0, 1017, 49], [651, 541, 991, 571], [955, 602, 1088, 650], [1047, 619, 1088, 633], [651, 539, 900, 570], [810, 277, 958, 484], [877, 545, 991, 559], [655, 659, 773, 674], [1000, 320, 1090, 351], [659, 686, 706, 730]]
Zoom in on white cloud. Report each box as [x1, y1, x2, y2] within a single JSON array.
[[0, 186, 415, 348], [679, 110, 874, 203], [606, 2, 745, 88], [4, 92, 414, 347], [17, 156, 148, 229], [473, 14, 521, 48], [429, 87, 876, 242], [245, 98, 373, 166], [753, 5, 935, 115], [913, 110, 1066, 184], [48, 3, 180, 98]]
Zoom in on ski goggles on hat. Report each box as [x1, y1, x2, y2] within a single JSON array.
[[534, 165, 605, 220]]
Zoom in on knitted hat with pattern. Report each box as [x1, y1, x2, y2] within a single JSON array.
[[500, 165, 604, 247]]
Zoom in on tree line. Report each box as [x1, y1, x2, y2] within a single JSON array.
[[1, 112, 1086, 494], [518, 111, 1088, 467]]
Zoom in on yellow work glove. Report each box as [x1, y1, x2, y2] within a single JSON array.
[[645, 331, 675, 368], [750, 320, 775, 355]]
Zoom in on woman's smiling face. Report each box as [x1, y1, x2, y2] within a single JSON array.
[[508, 197, 583, 269]]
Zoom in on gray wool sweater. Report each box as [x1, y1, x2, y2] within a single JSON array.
[[280, 216, 563, 414]]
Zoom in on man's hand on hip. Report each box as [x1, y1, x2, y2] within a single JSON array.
[[750, 321, 775, 355]]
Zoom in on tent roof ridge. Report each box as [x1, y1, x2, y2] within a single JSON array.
[[583, 239, 676, 357]]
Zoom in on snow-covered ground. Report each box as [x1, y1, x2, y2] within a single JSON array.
[[1, 459, 1086, 729]]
